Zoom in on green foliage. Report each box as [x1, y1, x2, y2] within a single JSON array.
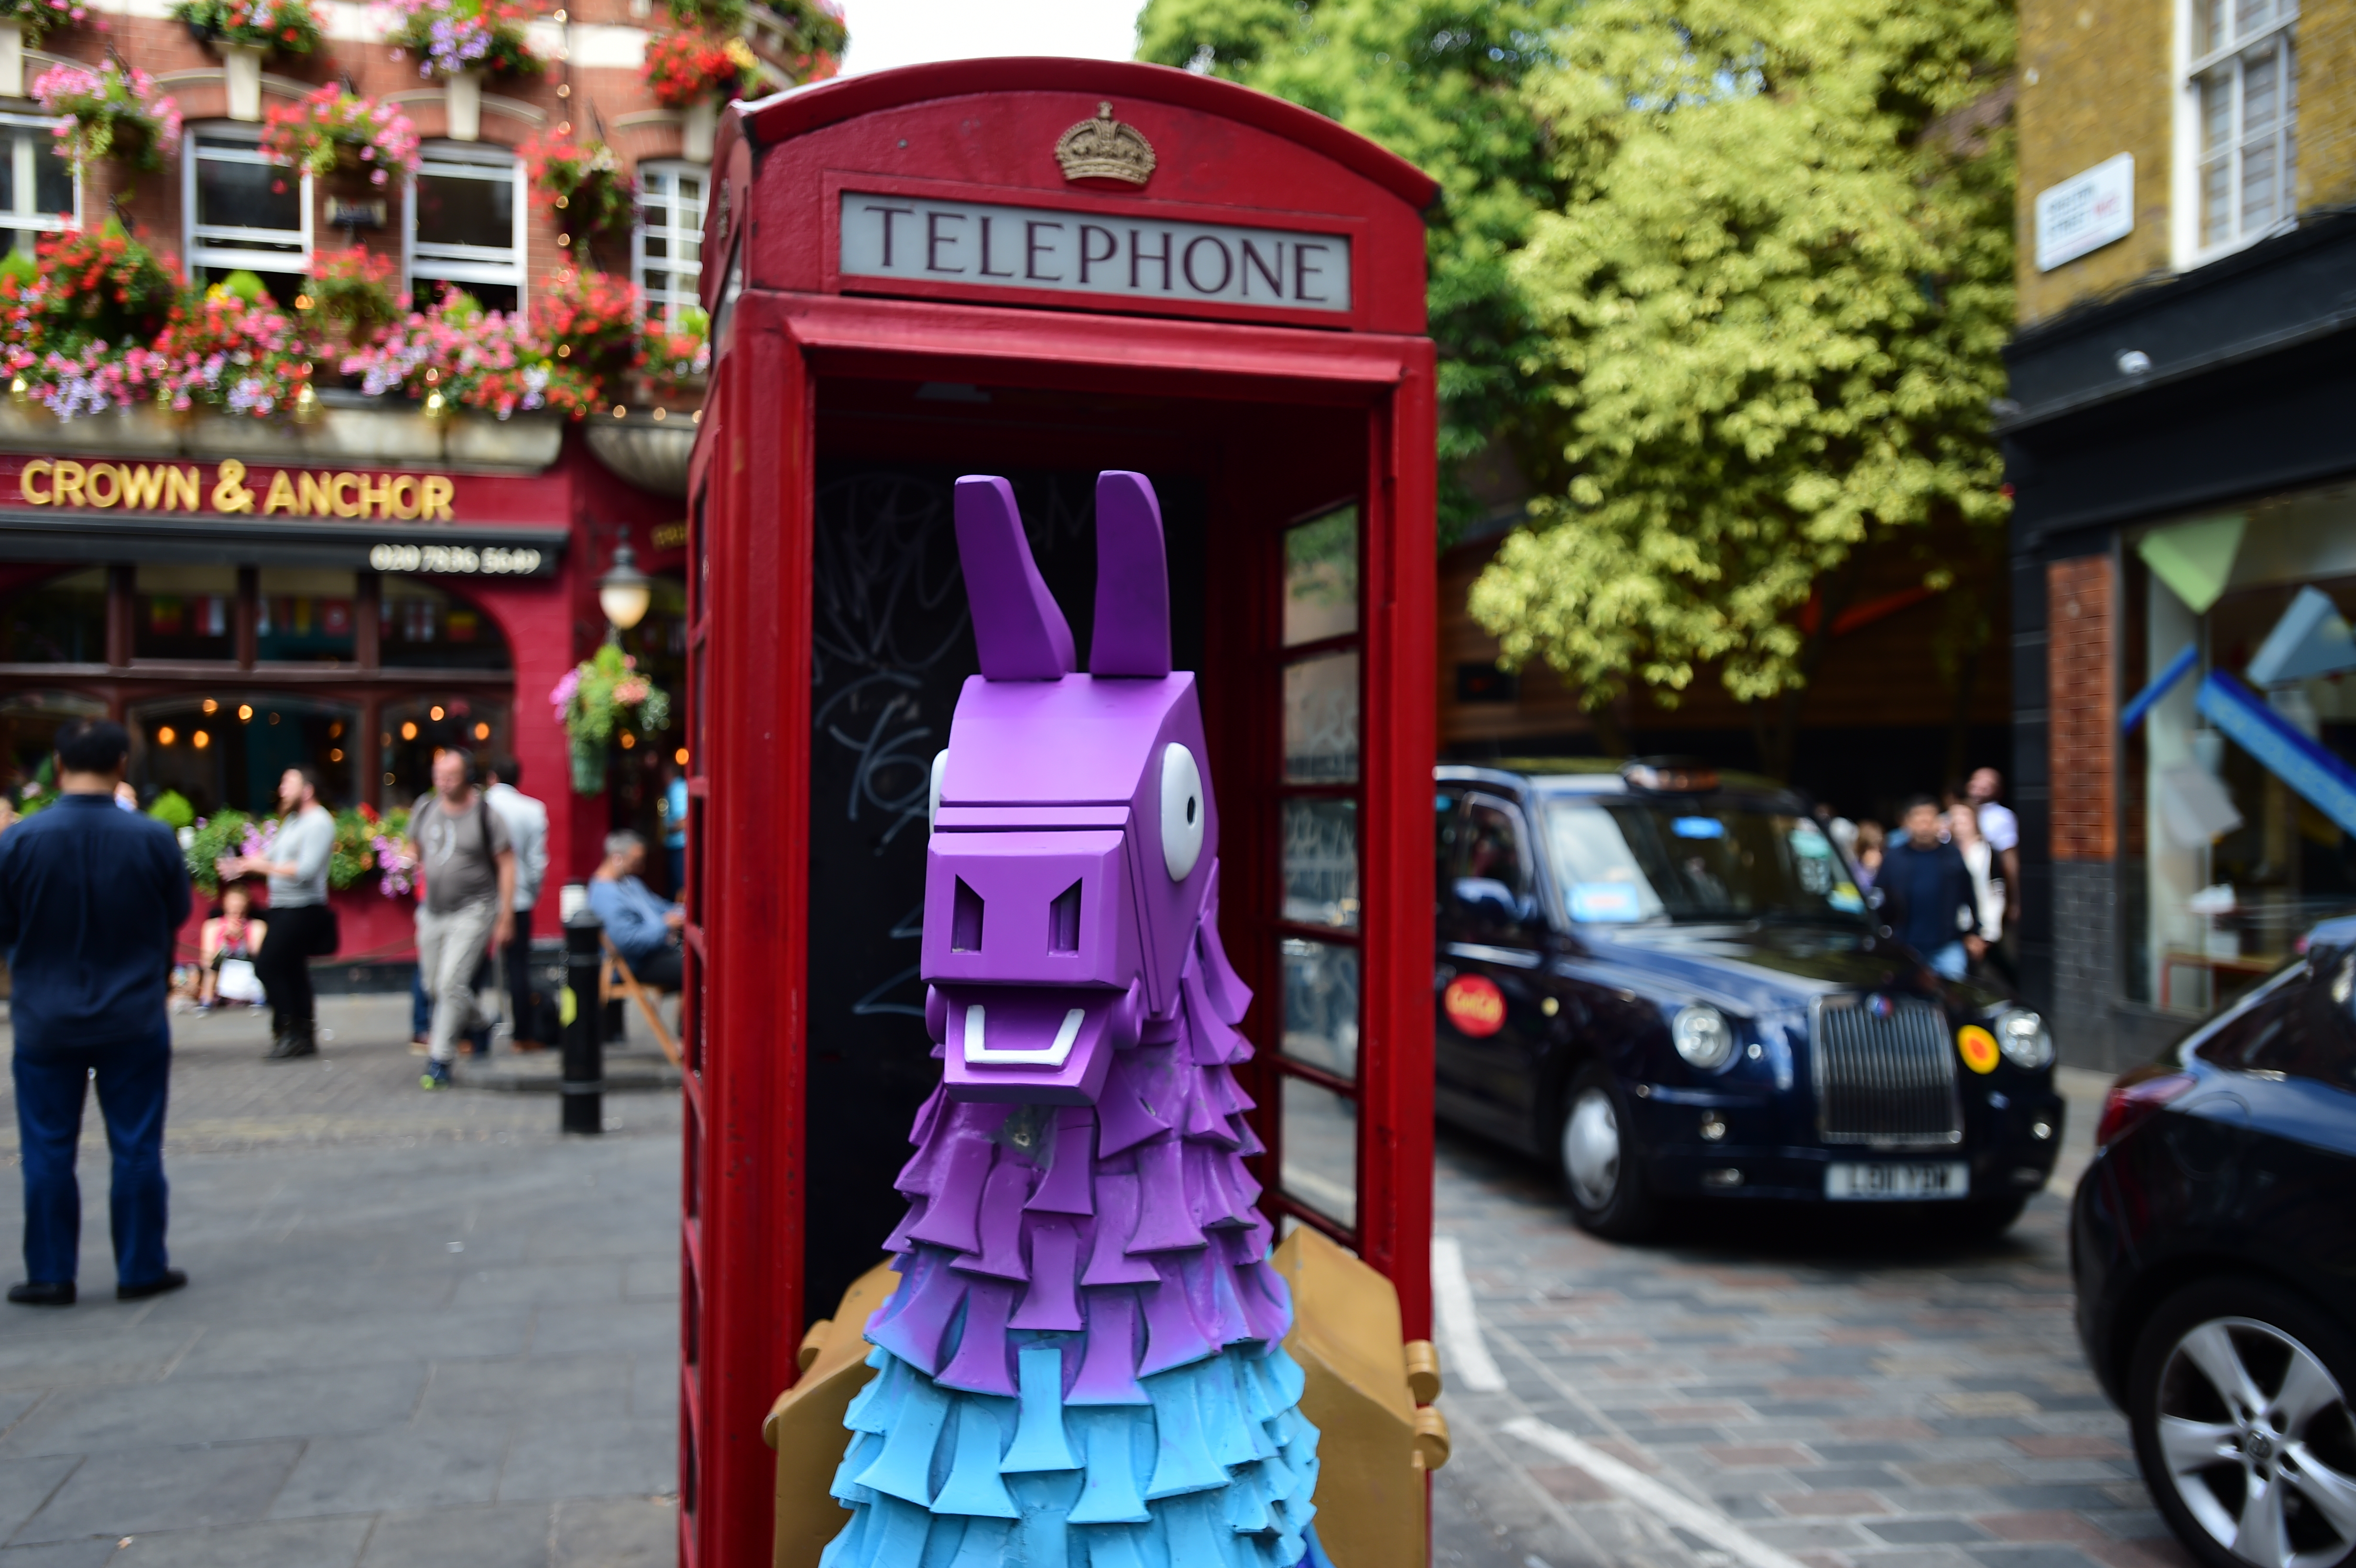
[[1136, 0, 1575, 539], [145, 788, 195, 829], [183, 810, 250, 895], [215, 269, 269, 304], [1466, 0, 2016, 724]]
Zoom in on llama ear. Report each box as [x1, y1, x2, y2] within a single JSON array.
[[955, 476, 1074, 681], [1089, 470, 1170, 678]]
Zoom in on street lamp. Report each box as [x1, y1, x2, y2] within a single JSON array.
[[597, 534, 651, 638]]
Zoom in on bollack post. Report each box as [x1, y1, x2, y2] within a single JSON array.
[[561, 907, 605, 1135]]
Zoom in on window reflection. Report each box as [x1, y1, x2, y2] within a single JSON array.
[[1282, 649, 1359, 783], [132, 695, 357, 815], [1280, 1076, 1358, 1229], [1283, 505, 1357, 646], [134, 564, 236, 662], [381, 578, 510, 669], [2, 567, 105, 663], [257, 567, 356, 664], [1281, 937, 1359, 1078], [1282, 796, 1359, 927]]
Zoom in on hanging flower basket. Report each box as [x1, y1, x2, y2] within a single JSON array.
[[641, 305, 709, 400], [299, 246, 405, 346], [34, 60, 183, 175], [385, 0, 542, 80], [641, 27, 761, 109], [551, 643, 671, 796], [531, 268, 640, 381], [170, 0, 322, 55], [519, 131, 634, 240], [261, 83, 420, 188], [0, 0, 91, 40]]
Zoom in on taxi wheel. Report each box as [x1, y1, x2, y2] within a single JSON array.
[[1559, 1064, 1657, 1241]]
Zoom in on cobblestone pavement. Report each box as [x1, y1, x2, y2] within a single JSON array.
[[1427, 1068, 2196, 1568], [0, 997, 682, 1567]]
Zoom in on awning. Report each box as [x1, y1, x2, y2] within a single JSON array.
[[0, 510, 569, 577]]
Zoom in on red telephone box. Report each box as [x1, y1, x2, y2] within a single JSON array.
[[679, 59, 1440, 1566]]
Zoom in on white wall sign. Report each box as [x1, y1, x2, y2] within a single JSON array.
[[2035, 154, 2135, 272], [838, 192, 1353, 313]]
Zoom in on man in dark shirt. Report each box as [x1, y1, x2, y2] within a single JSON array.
[[1877, 795, 1978, 981], [0, 719, 192, 1306]]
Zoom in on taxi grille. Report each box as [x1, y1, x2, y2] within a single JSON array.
[[1811, 997, 1962, 1146]]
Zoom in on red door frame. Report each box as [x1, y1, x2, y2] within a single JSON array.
[[681, 65, 1438, 1568]]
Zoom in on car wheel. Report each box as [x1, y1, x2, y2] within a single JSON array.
[[1558, 1064, 1657, 1241], [2127, 1277, 2356, 1568]]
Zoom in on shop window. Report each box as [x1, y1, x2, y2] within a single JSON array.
[[380, 577, 511, 669], [133, 564, 237, 662], [133, 695, 358, 816], [408, 143, 526, 316], [2123, 487, 2356, 1020], [2, 567, 106, 663], [379, 695, 511, 807], [183, 125, 308, 302], [634, 162, 705, 323], [1, 692, 105, 807], [256, 567, 357, 664], [0, 114, 77, 260], [2184, 0, 2296, 256]]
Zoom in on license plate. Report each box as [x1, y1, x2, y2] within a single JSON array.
[[1825, 1161, 1969, 1201]]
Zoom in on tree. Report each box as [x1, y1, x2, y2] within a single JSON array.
[[1465, 0, 2016, 776], [1136, 0, 1578, 537]]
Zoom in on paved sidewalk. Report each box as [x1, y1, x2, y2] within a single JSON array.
[[0, 996, 682, 1567], [1427, 1067, 2192, 1568]]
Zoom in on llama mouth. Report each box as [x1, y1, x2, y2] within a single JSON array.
[[930, 981, 1141, 1105]]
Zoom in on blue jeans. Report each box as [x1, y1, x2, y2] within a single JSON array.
[[1930, 941, 1968, 980], [13, 1023, 172, 1289]]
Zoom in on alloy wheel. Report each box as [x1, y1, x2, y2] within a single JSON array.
[[1563, 1087, 1622, 1212], [2154, 1315, 2356, 1568]]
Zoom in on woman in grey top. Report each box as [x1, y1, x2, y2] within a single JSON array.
[[218, 766, 338, 1059]]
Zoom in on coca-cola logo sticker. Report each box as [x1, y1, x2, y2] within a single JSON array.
[[1443, 974, 1507, 1038]]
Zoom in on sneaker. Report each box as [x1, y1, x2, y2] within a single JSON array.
[[420, 1059, 453, 1090]]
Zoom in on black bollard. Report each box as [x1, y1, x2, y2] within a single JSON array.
[[561, 907, 605, 1135]]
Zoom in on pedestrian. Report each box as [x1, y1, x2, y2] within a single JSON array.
[[1948, 803, 2005, 973], [1852, 820, 1886, 889], [0, 717, 190, 1306], [660, 761, 688, 894], [403, 749, 515, 1090], [196, 881, 266, 1010], [482, 755, 549, 1051], [1877, 795, 1978, 980], [587, 829, 684, 990], [1967, 767, 2021, 938], [218, 765, 336, 1060]]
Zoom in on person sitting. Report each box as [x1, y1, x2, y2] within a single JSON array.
[[197, 882, 266, 1010], [587, 830, 684, 991]]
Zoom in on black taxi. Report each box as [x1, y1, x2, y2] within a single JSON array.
[[1434, 760, 2064, 1238]]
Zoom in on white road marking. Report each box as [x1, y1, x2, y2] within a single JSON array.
[[1430, 1234, 1507, 1392], [1502, 1418, 1814, 1568]]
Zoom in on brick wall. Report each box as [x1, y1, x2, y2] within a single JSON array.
[[2301, 0, 2356, 209], [2016, 0, 2174, 325], [2046, 555, 2115, 861]]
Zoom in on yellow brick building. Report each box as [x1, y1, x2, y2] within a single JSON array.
[[2005, 0, 2356, 1069]]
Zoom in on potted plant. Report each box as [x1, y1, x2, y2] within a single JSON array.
[[519, 131, 633, 261], [151, 288, 315, 418], [551, 642, 671, 795], [641, 305, 709, 401], [641, 27, 761, 159], [531, 268, 640, 382], [34, 60, 183, 187], [171, 0, 322, 120], [0, 0, 90, 97], [261, 83, 420, 197], [297, 245, 404, 346], [340, 289, 599, 421], [385, 0, 541, 141]]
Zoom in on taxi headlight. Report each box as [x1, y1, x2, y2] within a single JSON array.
[[1672, 1003, 1735, 1070], [1994, 1008, 2053, 1069]]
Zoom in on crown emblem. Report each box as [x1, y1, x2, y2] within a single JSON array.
[[1054, 102, 1156, 187]]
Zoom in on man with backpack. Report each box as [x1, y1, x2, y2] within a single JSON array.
[[404, 749, 515, 1090]]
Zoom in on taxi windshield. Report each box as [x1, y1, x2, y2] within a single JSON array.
[[1541, 797, 1870, 927]]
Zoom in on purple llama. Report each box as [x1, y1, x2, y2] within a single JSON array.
[[819, 472, 1326, 1568]]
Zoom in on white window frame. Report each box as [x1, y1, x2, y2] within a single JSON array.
[[182, 123, 311, 284], [0, 112, 79, 258], [2173, 0, 2298, 267], [404, 141, 528, 312], [633, 159, 707, 323]]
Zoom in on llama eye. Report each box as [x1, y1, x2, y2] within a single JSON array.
[[928, 750, 948, 833], [1160, 743, 1204, 881]]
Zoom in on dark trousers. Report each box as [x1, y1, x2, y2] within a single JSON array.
[[255, 903, 333, 1031], [631, 940, 683, 991], [504, 904, 539, 1043], [13, 1024, 171, 1289]]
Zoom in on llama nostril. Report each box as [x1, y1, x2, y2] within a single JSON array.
[[951, 878, 985, 952], [1048, 882, 1081, 954]]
